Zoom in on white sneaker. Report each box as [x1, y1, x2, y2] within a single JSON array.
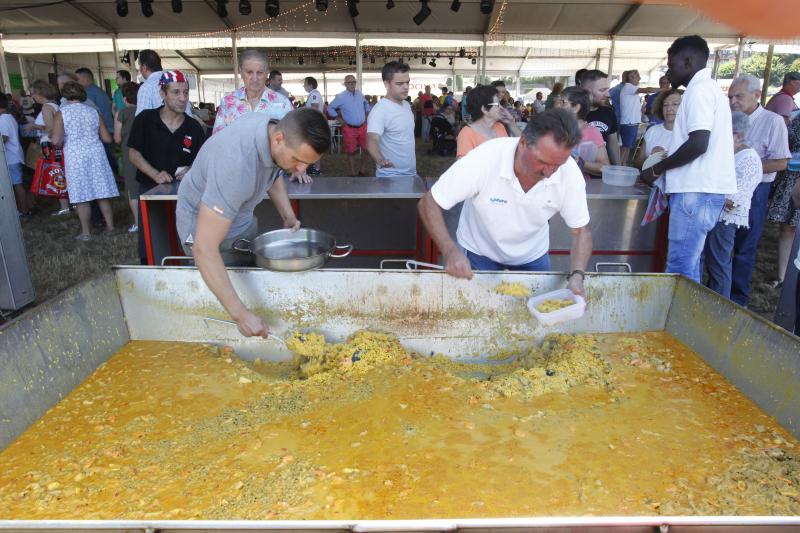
[[127, 224, 139, 233], [51, 208, 70, 216]]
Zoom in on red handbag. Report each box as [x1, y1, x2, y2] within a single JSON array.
[[30, 146, 68, 199]]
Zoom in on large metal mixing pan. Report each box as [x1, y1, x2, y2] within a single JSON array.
[[232, 228, 353, 272]]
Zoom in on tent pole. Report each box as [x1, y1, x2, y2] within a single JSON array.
[[356, 32, 363, 90], [112, 35, 121, 72], [96, 52, 103, 84], [515, 70, 521, 99], [595, 48, 601, 70], [733, 36, 745, 78], [761, 43, 774, 105], [231, 31, 239, 80], [0, 43, 10, 94], [607, 36, 616, 77], [481, 35, 487, 84], [323, 72, 328, 103], [18, 55, 30, 92], [711, 50, 721, 79]]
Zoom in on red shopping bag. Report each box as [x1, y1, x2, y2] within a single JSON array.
[[30, 146, 68, 199]]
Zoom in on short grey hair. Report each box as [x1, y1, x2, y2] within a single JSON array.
[[731, 74, 761, 93], [238, 49, 268, 70], [57, 71, 77, 82], [731, 110, 751, 135]]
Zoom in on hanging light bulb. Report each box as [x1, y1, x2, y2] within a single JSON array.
[[471, 57, 477, 65], [429, 58, 437, 67], [265, 0, 279, 17], [421, 57, 427, 65], [171, 0, 183, 13], [116, 0, 128, 16], [448, 57, 454, 66], [238, 0, 251, 14]]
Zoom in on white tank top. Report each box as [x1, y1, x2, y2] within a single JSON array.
[[36, 102, 59, 143]]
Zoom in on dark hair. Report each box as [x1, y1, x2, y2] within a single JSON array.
[[441, 86, 448, 93], [560, 86, 592, 120], [0, 93, 7, 110], [575, 68, 587, 85], [304, 76, 318, 90], [581, 69, 608, 85], [466, 84, 498, 120], [381, 61, 410, 82], [121, 82, 139, 104], [117, 70, 132, 82], [652, 88, 683, 121], [523, 108, 582, 150], [60, 81, 87, 102], [269, 70, 282, 81], [75, 67, 94, 80], [138, 49, 163, 73], [278, 108, 331, 155], [30, 79, 58, 101], [490, 80, 506, 88], [551, 82, 564, 95], [667, 35, 709, 60]]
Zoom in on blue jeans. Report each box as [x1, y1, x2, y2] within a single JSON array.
[[421, 116, 432, 143], [466, 250, 551, 272], [731, 182, 770, 307], [666, 192, 726, 282], [704, 220, 737, 298]]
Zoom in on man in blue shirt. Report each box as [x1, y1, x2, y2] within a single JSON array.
[[328, 75, 371, 176], [76, 68, 113, 132]]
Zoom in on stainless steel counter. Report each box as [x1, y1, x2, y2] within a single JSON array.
[[140, 176, 427, 201]]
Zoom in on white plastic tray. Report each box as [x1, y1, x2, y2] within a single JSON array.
[[527, 288, 586, 326]]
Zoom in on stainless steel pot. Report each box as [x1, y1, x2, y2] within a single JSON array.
[[232, 228, 353, 272]]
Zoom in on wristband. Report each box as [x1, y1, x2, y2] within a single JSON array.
[[567, 269, 585, 281]]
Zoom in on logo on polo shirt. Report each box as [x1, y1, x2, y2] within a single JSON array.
[[182, 135, 193, 153], [489, 197, 508, 204]]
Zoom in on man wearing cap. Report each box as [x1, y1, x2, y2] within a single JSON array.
[[128, 70, 207, 264], [328, 75, 371, 176], [765, 72, 800, 125]]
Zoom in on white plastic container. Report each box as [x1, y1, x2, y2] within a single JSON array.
[[601, 165, 639, 187], [527, 288, 586, 326]]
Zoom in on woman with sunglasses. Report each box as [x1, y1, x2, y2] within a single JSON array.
[[456, 85, 521, 158]]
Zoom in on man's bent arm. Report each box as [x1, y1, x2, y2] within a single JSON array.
[[366, 132, 387, 166], [418, 191, 473, 279], [654, 130, 710, 174], [606, 133, 621, 166], [193, 205, 269, 337], [268, 176, 299, 227], [762, 158, 789, 174]]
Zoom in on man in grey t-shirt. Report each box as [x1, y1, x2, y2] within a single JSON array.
[[176, 109, 330, 338], [367, 61, 417, 177]]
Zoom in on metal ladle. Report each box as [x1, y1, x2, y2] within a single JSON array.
[[202, 316, 287, 346]]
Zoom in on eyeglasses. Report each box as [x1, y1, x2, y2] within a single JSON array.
[[485, 102, 501, 107]]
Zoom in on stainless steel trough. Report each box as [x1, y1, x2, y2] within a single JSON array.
[[1, 267, 799, 532]]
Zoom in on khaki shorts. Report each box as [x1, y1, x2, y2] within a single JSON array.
[[181, 217, 259, 267]]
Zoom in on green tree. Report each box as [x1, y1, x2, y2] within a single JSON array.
[[789, 57, 800, 76], [741, 53, 787, 86], [717, 60, 736, 79]]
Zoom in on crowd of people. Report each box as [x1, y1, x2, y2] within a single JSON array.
[[2, 37, 800, 331]]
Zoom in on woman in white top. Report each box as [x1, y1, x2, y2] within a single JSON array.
[[30, 80, 71, 216], [635, 89, 682, 168], [703, 111, 763, 299]]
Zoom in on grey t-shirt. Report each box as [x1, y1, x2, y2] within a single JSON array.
[[367, 98, 417, 178], [176, 113, 280, 242]]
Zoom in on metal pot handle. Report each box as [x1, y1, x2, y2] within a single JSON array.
[[329, 244, 354, 258], [405, 260, 444, 270], [595, 262, 632, 273], [231, 238, 253, 253]]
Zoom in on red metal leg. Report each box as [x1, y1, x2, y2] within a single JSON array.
[[140, 198, 155, 266]]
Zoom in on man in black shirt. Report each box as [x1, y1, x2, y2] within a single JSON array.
[[582, 69, 621, 172], [128, 70, 206, 263]]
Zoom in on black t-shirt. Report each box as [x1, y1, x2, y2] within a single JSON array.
[[127, 107, 207, 189], [586, 105, 618, 143]]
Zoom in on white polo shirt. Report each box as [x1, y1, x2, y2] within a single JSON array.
[[666, 68, 737, 195], [431, 137, 590, 266]]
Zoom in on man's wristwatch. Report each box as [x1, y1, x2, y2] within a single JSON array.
[[567, 269, 585, 281]]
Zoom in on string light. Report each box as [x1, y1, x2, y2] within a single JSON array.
[[488, 0, 507, 35]]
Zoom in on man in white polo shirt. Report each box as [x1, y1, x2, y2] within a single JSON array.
[[641, 35, 737, 282], [418, 109, 593, 295]]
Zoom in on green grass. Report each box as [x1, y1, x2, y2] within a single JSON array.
[[6, 141, 783, 323]]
